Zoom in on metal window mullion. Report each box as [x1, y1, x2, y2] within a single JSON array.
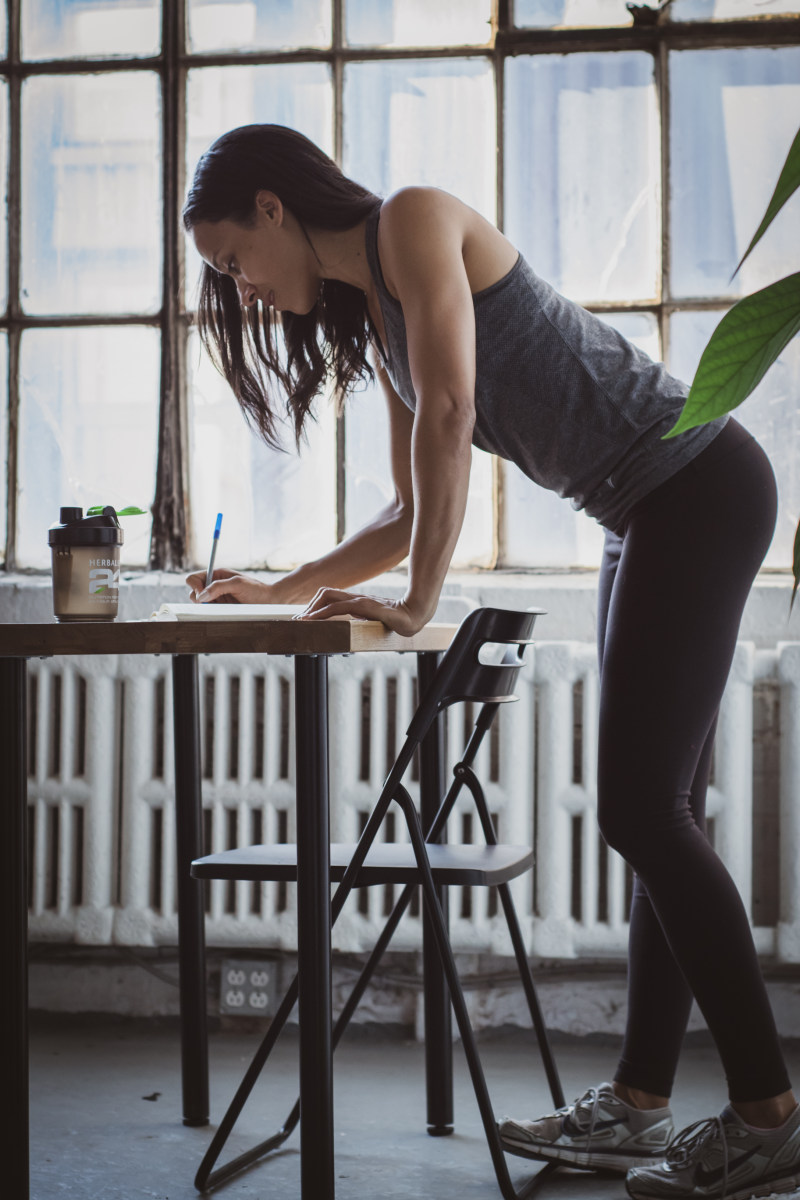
[[657, 37, 671, 365], [181, 45, 494, 69], [333, 0, 346, 545], [150, 0, 187, 570], [5, 0, 21, 571], [494, 19, 800, 55], [2, 313, 163, 330], [171, 16, 800, 71], [494, 2, 506, 567], [4, 55, 163, 75]]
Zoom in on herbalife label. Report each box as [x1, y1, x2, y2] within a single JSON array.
[[89, 567, 120, 596]]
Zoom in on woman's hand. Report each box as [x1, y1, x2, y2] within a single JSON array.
[[185, 567, 280, 605], [299, 588, 429, 636]]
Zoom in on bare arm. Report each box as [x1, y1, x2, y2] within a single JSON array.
[[187, 364, 415, 603], [301, 188, 476, 633]]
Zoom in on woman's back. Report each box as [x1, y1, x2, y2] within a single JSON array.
[[365, 195, 728, 536]]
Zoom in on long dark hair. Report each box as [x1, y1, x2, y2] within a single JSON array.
[[183, 124, 382, 448]]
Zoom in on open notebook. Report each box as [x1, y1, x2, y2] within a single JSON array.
[[149, 603, 311, 621]]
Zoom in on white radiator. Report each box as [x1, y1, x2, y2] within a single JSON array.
[[25, 642, 800, 963]]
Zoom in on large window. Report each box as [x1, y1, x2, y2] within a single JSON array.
[[2, 0, 799, 572]]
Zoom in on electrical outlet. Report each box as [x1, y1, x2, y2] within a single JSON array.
[[219, 959, 277, 1015]]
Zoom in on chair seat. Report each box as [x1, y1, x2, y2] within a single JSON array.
[[191, 841, 533, 886]]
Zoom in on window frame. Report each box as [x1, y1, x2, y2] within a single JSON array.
[[1, 0, 799, 571]]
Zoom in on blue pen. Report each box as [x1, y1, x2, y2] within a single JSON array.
[[204, 513, 223, 596]]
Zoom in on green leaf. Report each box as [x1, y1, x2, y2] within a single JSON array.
[[735, 124, 800, 277], [664, 273, 800, 438], [86, 505, 148, 516], [792, 517, 800, 617]]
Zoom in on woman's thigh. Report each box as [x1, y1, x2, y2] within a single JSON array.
[[597, 424, 776, 840]]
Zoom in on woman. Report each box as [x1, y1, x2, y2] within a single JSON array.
[[183, 124, 799, 1200]]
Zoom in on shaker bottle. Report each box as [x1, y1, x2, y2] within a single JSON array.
[[48, 506, 124, 622]]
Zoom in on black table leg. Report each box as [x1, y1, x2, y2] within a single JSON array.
[[294, 654, 335, 1200], [416, 651, 454, 1136], [172, 655, 210, 1127], [1, 657, 29, 1199]]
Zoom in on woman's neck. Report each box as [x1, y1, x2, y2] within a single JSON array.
[[308, 219, 374, 294]]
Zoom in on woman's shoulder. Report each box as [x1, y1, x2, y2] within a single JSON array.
[[378, 186, 465, 247], [375, 188, 467, 298], [378, 187, 518, 298], [382, 184, 459, 211]]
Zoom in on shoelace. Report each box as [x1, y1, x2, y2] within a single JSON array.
[[558, 1086, 608, 1149], [665, 1115, 729, 1198]]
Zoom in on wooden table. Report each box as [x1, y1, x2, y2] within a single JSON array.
[[0, 616, 456, 1200]]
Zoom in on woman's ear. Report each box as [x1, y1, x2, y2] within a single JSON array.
[[255, 190, 283, 226]]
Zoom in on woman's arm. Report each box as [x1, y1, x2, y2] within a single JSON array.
[[300, 188, 476, 634], [187, 368, 416, 603]]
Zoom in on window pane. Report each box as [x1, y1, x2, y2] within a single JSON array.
[[503, 466, 605, 568], [505, 53, 660, 303], [344, 376, 494, 568], [515, 0, 632, 27], [187, 0, 330, 52], [670, 47, 800, 300], [187, 330, 336, 568], [18, 328, 159, 569], [669, 0, 800, 19], [0, 0, 6, 58], [0, 334, 6, 564], [669, 311, 800, 570], [344, 379, 391, 541], [344, 59, 496, 221], [185, 63, 333, 305], [22, 73, 161, 315], [600, 311, 661, 361], [343, 58, 495, 568], [502, 312, 658, 567], [22, 0, 160, 60], [0, 81, 7, 314], [346, 0, 491, 46]]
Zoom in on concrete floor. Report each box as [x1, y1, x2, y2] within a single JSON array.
[[30, 1019, 800, 1200]]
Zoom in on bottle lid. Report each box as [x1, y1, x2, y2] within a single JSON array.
[[48, 505, 124, 547]]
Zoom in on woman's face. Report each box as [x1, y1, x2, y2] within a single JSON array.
[[191, 191, 320, 315]]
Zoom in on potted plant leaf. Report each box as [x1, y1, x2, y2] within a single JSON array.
[[665, 123, 800, 606]]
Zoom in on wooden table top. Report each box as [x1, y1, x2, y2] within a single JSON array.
[[0, 617, 457, 658]]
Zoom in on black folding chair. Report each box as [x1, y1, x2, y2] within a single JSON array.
[[191, 606, 565, 1197]]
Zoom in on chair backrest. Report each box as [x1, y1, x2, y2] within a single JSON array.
[[406, 607, 545, 746]]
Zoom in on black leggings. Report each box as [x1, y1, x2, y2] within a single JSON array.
[[597, 418, 791, 1103]]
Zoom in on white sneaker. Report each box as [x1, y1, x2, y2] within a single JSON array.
[[625, 1102, 800, 1199], [498, 1082, 675, 1175]]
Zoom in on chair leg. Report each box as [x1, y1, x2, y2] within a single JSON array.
[[496, 882, 565, 1109], [453, 764, 564, 1108], [194, 975, 300, 1190], [394, 789, 560, 1200], [195, 769, 416, 1190], [195, 881, 419, 1191]]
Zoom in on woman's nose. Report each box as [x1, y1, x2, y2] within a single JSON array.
[[237, 278, 257, 307]]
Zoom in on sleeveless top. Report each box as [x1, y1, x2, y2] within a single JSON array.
[[364, 204, 728, 535]]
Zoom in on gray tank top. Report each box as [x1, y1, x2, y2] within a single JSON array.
[[364, 204, 727, 535]]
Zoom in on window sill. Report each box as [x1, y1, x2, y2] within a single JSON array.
[[0, 567, 795, 648]]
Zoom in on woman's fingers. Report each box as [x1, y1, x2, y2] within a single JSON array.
[[196, 577, 244, 604], [186, 567, 240, 602], [300, 588, 369, 618], [301, 598, 372, 620], [185, 571, 206, 597], [299, 590, 422, 635]]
